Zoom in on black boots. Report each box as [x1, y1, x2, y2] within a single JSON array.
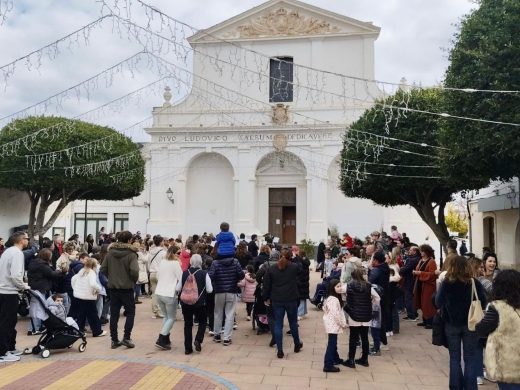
[[355, 358, 369, 367], [341, 359, 356, 368], [155, 334, 171, 350]]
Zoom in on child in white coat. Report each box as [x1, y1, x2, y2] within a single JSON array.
[[322, 279, 347, 373]]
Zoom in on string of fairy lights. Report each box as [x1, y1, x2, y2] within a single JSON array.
[[0, 1, 517, 191]]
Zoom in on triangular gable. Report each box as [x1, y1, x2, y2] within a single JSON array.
[[189, 0, 380, 44]]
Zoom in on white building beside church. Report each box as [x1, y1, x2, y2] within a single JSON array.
[[0, 0, 440, 248]]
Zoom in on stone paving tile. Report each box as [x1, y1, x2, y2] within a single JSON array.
[[262, 374, 310, 387]]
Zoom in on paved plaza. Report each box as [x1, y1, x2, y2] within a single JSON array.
[[1, 272, 498, 390]]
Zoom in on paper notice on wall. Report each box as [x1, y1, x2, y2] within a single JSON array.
[[276, 219, 280, 224]]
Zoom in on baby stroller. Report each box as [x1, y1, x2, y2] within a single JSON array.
[[23, 290, 87, 359], [251, 285, 271, 335]]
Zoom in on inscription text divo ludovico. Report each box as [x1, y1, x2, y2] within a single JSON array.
[[157, 132, 336, 143]]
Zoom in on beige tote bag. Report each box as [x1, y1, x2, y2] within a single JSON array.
[[468, 278, 484, 331]]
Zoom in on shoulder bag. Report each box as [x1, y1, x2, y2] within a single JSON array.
[[468, 278, 484, 331]]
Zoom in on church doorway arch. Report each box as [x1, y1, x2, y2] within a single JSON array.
[[255, 151, 307, 245]]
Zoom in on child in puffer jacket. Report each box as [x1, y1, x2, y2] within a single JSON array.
[[238, 265, 257, 320], [322, 279, 347, 373], [47, 294, 79, 329]]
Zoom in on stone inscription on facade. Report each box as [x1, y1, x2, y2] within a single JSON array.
[[157, 132, 337, 144]]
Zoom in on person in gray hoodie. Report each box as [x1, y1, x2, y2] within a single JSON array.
[[0, 232, 30, 362]]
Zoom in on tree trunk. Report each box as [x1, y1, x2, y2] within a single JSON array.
[[26, 191, 39, 238], [410, 197, 450, 257], [28, 189, 73, 237], [39, 198, 70, 237]]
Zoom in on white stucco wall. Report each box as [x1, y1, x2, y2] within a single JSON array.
[[469, 201, 520, 269], [0, 189, 30, 239]]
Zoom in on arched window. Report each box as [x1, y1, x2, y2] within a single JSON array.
[[483, 216, 495, 253]]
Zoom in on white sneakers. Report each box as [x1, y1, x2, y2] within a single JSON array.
[[0, 352, 21, 362], [477, 376, 484, 385], [386, 331, 394, 337]]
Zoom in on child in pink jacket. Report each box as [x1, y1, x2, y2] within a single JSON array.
[[322, 279, 347, 373], [238, 265, 257, 320]]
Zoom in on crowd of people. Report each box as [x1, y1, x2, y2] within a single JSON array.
[[0, 224, 519, 389]]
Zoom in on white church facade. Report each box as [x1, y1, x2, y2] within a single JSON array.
[[0, 0, 439, 247], [137, 0, 437, 244]]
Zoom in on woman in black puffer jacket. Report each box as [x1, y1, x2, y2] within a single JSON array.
[[297, 250, 310, 319], [28, 248, 66, 295], [27, 248, 67, 334]]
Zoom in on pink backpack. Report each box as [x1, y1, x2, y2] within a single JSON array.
[[180, 270, 203, 305]]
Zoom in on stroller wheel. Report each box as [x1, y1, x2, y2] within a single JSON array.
[[40, 349, 50, 359], [32, 346, 41, 355], [78, 342, 87, 353], [317, 303, 323, 310]]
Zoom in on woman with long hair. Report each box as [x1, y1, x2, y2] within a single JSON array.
[[413, 244, 438, 328], [482, 253, 499, 282], [154, 245, 183, 350], [71, 258, 106, 337], [476, 270, 520, 389], [27, 248, 67, 334], [322, 279, 347, 372], [436, 256, 487, 390], [235, 242, 253, 270], [262, 248, 303, 359]]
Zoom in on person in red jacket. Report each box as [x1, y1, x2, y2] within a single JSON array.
[[179, 243, 192, 272], [341, 233, 353, 249]]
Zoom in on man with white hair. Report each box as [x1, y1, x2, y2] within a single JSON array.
[[176, 254, 213, 354]]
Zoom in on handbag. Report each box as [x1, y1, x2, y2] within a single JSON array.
[[468, 278, 484, 331], [432, 310, 448, 348]]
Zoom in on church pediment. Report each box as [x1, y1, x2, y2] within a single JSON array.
[[189, 0, 380, 43]]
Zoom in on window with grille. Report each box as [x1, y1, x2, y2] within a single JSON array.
[[269, 57, 293, 103]]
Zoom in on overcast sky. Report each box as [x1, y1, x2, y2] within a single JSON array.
[[0, 0, 476, 139]]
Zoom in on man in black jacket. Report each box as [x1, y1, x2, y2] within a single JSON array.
[[247, 235, 259, 258], [369, 251, 390, 348], [399, 246, 420, 321]]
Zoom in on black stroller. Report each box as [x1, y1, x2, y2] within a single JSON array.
[[251, 285, 271, 334], [24, 290, 87, 358]]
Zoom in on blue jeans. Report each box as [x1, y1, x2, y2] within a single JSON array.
[[475, 340, 484, 377], [499, 383, 520, 390], [157, 295, 178, 336], [324, 333, 340, 368], [391, 304, 400, 332], [298, 299, 307, 316], [371, 327, 381, 351], [272, 300, 301, 353], [445, 323, 478, 390], [404, 287, 417, 319]]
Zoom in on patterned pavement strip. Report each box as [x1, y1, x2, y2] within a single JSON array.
[[0, 357, 237, 390]]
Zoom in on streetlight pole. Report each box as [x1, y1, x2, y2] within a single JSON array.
[[83, 199, 88, 244]]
